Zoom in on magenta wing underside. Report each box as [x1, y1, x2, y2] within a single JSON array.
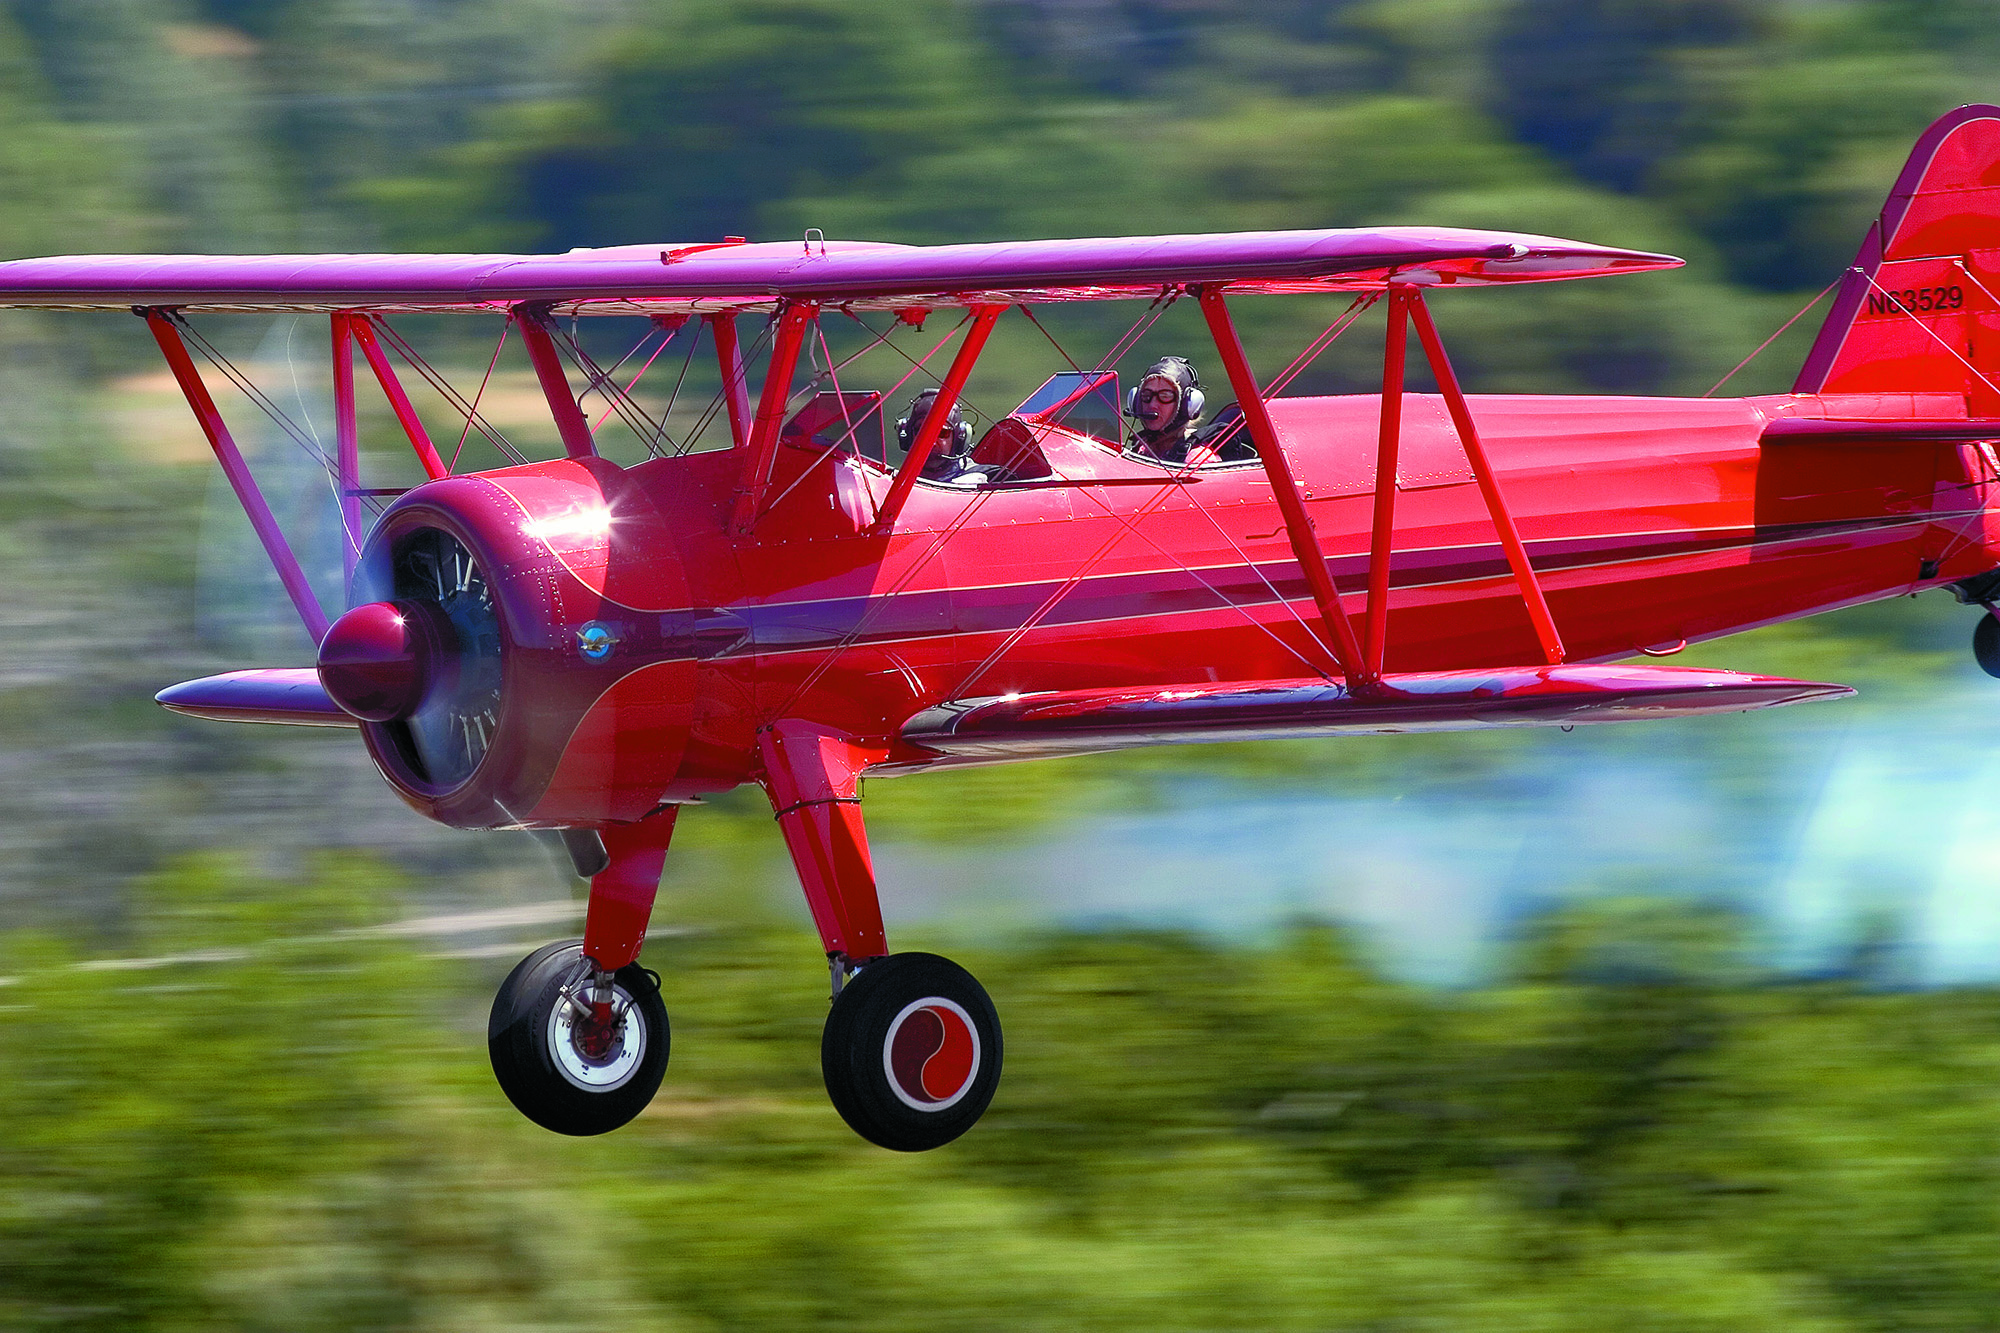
[[0, 227, 1681, 314]]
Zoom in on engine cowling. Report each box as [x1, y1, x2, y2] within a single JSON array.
[[330, 456, 699, 830]]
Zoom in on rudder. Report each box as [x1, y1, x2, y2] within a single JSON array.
[[1795, 104, 2000, 414]]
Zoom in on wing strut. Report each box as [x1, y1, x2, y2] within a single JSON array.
[[142, 309, 331, 643], [331, 313, 362, 583], [871, 303, 1007, 534], [732, 300, 819, 533], [706, 313, 753, 449], [1365, 290, 1411, 676], [1406, 290, 1565, 664], [351, 317, 448, 480], [1197, 286, 1368, 681], [512, 303, 596, 460]]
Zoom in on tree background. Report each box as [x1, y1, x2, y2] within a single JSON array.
[[3, 2, 2000, 1328]]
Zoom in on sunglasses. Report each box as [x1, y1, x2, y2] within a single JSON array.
[[1135, 388, 1181, 404]]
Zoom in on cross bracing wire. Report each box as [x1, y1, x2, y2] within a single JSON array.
[[370, 315, 526, 468], [551, 321, 675, 455], [174, 314, 388, 519], [587, 329, 680, 446], [675, 316, 776, 457], [774, 291, 1363, 713], [753, 314, 970, 524]]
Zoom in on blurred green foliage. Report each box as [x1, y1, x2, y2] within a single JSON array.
[[2, 3, 2000, 1326], [5, 859, 2000, 1330], [0, 0, 1983, 390]]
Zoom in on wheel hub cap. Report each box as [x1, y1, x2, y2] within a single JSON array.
[[883, 997, 980, 1111], [548, 973, 645, 1092]]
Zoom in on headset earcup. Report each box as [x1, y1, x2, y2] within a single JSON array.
[[895, 416, 911, 451], [1125, 385, 1142, 418], [1183, 387, 1205, 422]]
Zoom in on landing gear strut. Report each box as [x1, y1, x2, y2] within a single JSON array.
[[489, 811, 679, 1136], [760, 720, 1005, 1150], [484, 724, 1007, 1150]]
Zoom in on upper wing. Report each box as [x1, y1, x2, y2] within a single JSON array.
[[0, 226, 1680, 315], [899, 664, 1849, 764]]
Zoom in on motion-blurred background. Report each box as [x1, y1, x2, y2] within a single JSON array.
[[6, 2, 2000, 1328]]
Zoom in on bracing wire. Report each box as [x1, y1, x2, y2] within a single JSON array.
[[371, 316, 526, 466], [551, 321, 674, 453], [587, 329, 680, 449], [451, 326, 511, 473], [174, 315, 391, 518], [1018, 304, 1082, 374], [1703, 279, 1839, 397], [654, 320, 704, 447], [176, 318, 333, 471], [1859, 268, 2000, 398], [676, 316, 776, 456], [753, 315, 968, 524], [1197, 295, 1374, 456]]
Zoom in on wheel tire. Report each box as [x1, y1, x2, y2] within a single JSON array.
[[821, 952, 1002, 1152], [488, 939, 669, 1136], [1975, 614, 2000, 679]]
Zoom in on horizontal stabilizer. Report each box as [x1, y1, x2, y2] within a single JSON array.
[[902, 665, 1851, 762], [156, 669, 356, 728]]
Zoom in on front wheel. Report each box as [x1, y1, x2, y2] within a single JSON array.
[[821, 952, 1002, 1151], [488, 940, 669, 1136]]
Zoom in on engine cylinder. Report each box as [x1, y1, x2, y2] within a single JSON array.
[[347, 457, 697, 830]]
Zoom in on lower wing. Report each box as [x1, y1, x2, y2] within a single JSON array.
[[901, 664, 1851, 763]]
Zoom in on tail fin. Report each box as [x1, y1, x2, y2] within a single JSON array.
[[1794, 104, 2000, 414]]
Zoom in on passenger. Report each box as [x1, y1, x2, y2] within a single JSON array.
[[1124, 356, 1206, 464], [898, 389, 989, 487]]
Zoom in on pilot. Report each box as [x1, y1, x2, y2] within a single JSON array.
[[898, 389, 989, 487], [1125, 356, 1206, 464], [1126, 356, 1257, 466]]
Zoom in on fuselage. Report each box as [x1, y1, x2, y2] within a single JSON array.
[[460, 387, 1996, 818]]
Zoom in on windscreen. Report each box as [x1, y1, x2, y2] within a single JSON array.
[[1015, 371, 1121, 443], [780, 391, 887, 464]]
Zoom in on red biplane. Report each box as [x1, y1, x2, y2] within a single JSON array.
[[4, 106, 1996, 1150]]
